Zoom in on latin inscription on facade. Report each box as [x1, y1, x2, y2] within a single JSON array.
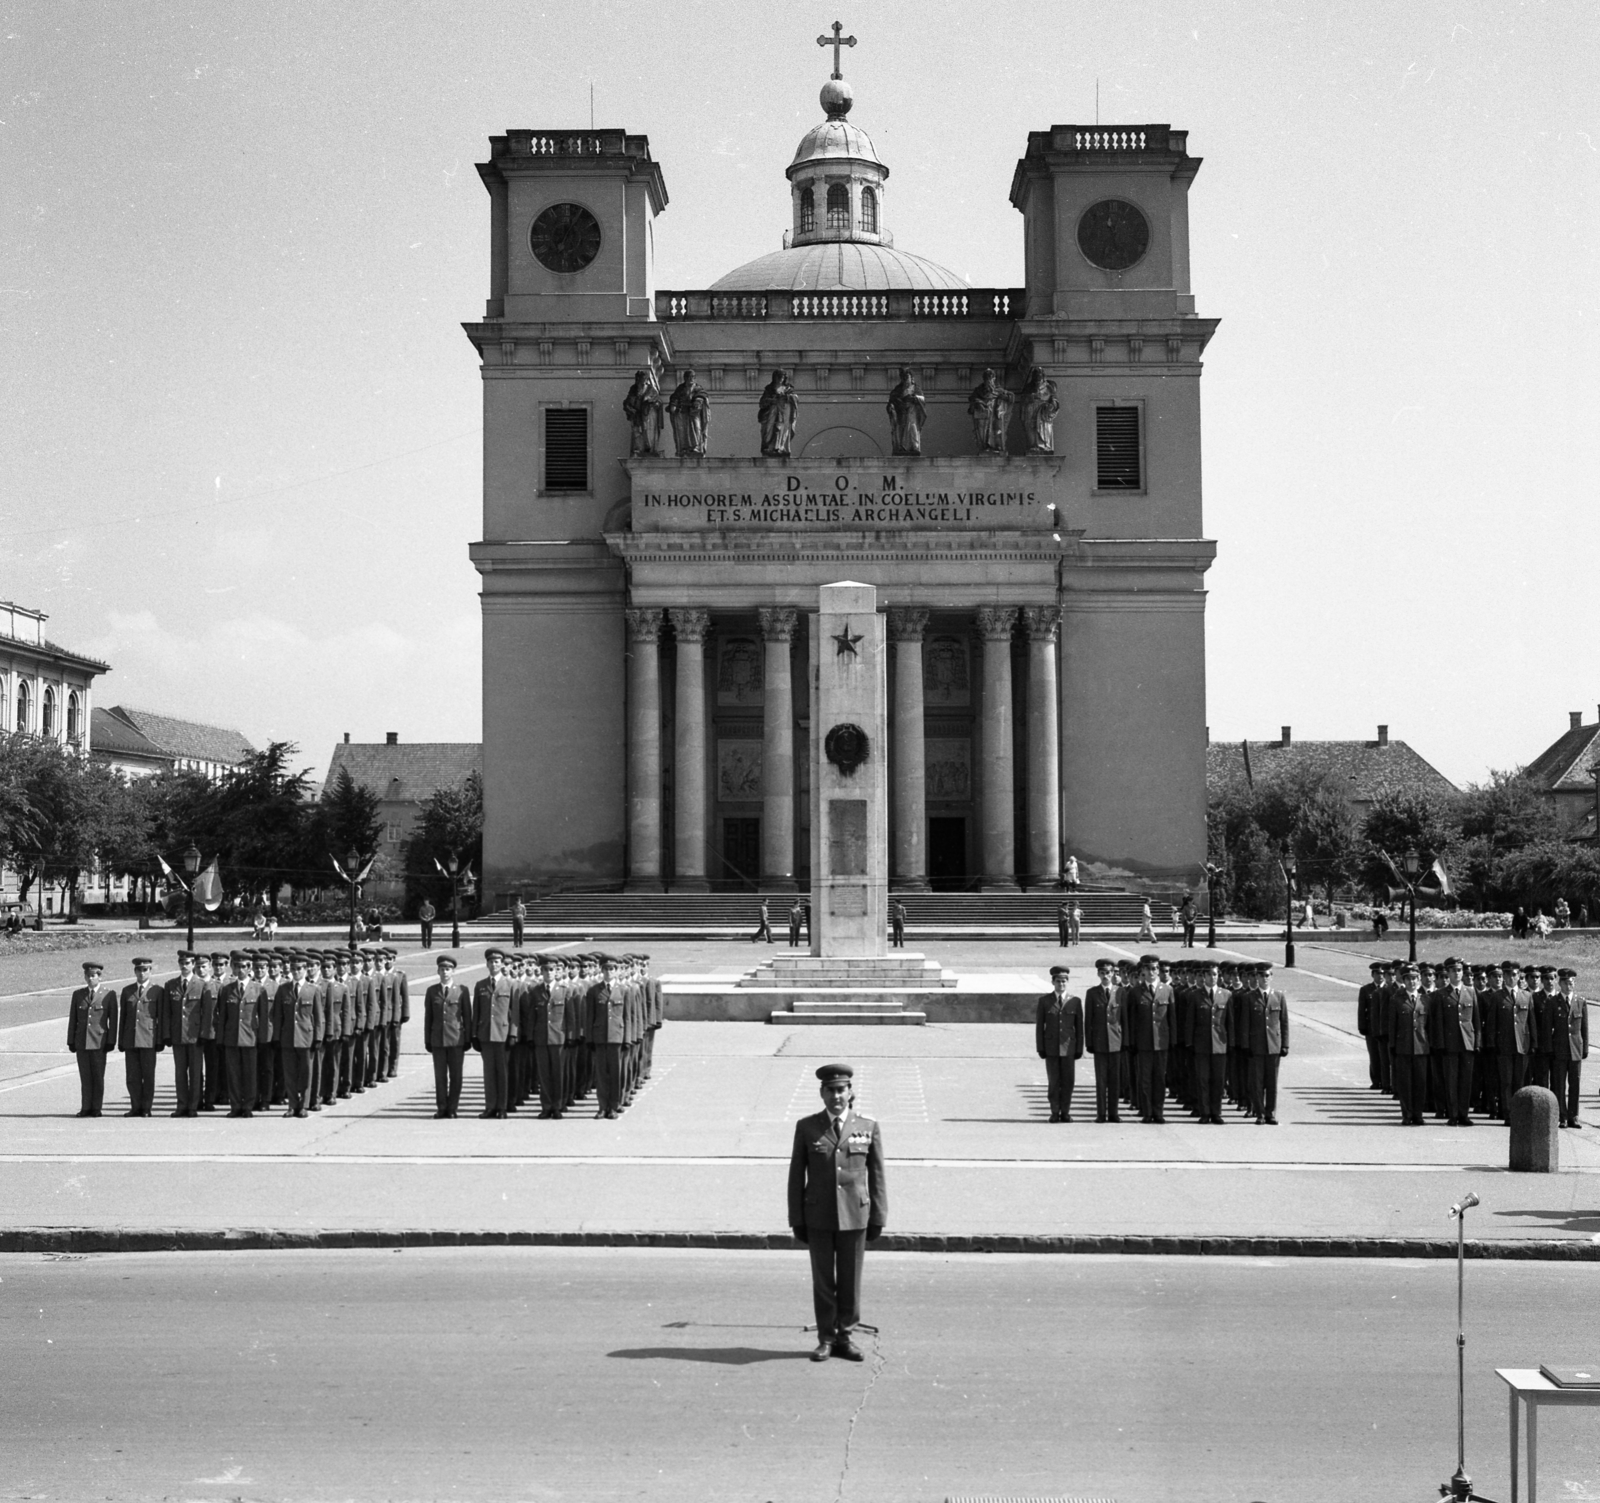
[[624, 457, 1062, 533]]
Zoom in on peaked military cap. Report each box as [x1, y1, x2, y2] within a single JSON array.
[[816, 1062, 854, 1085], [81, 959, 104, 973], [1049, 965, 1070, 978]]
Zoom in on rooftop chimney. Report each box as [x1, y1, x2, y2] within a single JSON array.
[[343, 732, 350, 744], [1571, 711, 1583, 731], [386, 731, 398, 745], [1377, 724, 1389, 747], [1280, 726, 1292, 747]]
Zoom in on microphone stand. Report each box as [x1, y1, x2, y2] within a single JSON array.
[[1441, 1191, 1499, 1503]]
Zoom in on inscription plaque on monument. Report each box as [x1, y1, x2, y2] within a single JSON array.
[[828, 800, 868, 875]]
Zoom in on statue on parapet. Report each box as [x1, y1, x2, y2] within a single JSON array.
[[667, 368, 710, 457], [622, 369, 665, 457], [886, 367, 927, 456], [1019, 366, 1060, 455], [967, 367, 1014, 454], [757, 368, 798, 458]]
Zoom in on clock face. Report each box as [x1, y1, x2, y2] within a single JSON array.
[[529, 203, 602, 273], [1077, 199, 1150, 271]]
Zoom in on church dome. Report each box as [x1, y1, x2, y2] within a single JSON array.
[[789, 117, 885, 175], [710, 241, 969, 292]]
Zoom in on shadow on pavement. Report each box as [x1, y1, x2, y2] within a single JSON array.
[[1492, 1209, 1600, 1232], [608, 1346, 813, 1365]]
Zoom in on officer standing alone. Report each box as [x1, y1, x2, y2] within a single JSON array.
[[788, 1063, 887, 1363]]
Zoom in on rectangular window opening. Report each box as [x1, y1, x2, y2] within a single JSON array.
[[543, 408, 589, 492], [1095, 405, 1142, 490]]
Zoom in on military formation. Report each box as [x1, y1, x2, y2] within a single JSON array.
[[1036, 955, 1290, 1126], [64, 945, 663, 1123], [422, 949, 662, 1120], [1356, 958, 1590, 1128], [67, 946, 412, 1117]]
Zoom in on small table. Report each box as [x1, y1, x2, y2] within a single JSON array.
[[1497, 1368, 1600, 1503]]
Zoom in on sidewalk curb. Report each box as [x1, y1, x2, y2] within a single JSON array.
[[5, 1228, 1599, 1259]]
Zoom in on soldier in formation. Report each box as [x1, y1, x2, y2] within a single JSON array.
[[1358, 957, 1589, 1128], [1045, 956, 1291, 1126]]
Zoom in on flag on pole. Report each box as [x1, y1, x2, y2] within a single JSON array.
[[195, 858, 223, 912], [330, 855, 349, 883], [356, 856, 376, 883], [1420, 858, 1453, 898], [156, 852, 187, 892]]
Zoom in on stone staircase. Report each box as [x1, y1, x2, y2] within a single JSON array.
[[743, 952, 957, 1025]]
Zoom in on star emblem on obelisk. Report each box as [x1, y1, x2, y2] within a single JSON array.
[[832, 622, 862, 657]]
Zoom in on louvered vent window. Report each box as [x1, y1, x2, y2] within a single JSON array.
[[543, 408, 589, 491], [1095, 406, 1142, 490]]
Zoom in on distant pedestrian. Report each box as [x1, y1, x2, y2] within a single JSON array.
[[1179, 894, 1197, 947], [511, 896, 527, 948], [1064, 856, 1080, 891], [890, 901, 906, 948], [1137, 900, 1157, 944], [418, 898, 436, 949], [1580, 904, 1591, 930], [1373, 908, 1389, 940], [752, 898, 772, 943], [1068, 902, 1082, 945], [1057, 902, 1071, 947], [788, 900, 803, 948]]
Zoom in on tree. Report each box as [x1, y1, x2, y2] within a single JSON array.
[[1360, 790, 1462, 897], [0, 732, 49, 891], [210, 742, 315, 914], [401, 771, 484, 918]]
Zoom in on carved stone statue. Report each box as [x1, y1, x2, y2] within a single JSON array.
[[757, 368, 798, 458], [886, 367, 927, 456], [667, 369, 710, 457], [1019, 366, 1060, 455], [967, 367, 1013, 454], [622, 369, 664, 457]]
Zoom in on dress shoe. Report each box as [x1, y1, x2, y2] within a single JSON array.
[[75, 1109, 89, 1118], [810, 1343, 831, 1362], [1265, 1114, 1278, 1125], [433, 1110, 447, 1119], [1572, 1121, 1584, 1129], [832, 1338, 865, 1362], [88, 1109, 101, 1117], [123, 1110, 139, 1117], [479, 1111, 495, 1119], [1061, 1114, 1073, 1124], [1460, 1117, 1475, 1126], [294, 1108, 308, 1118], [1095, 1114, 1106, 1123]]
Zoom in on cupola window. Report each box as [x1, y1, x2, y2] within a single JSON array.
[[861, 188, 877, 233], [799, 187, 815, 234], [826, 184, 850, 231]]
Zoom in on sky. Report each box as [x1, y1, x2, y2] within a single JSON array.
[[3, 0, 1596, 789]]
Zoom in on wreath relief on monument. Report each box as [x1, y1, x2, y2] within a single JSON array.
[[925, 739, 972, 801], [923, 636, 970, 707], [717, 741, 763, 800], [716, 637, 764, 706]]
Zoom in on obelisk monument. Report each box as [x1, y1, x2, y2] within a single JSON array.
[[809, 581, 888, 958]]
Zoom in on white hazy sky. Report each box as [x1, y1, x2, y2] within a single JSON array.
[[4, 0, 1596, 788]]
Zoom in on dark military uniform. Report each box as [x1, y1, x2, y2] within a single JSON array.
[[787, 1065, 888, 1357], [1084, 969, 1125, 1123], [1035, 972, 1083, 1122], [164, 962, 212, 1117], [424, 963, 474, 1117], [67, 968, 118, 1116], [473, 957, 517, 1118], [1389, 981, 1430, 1125], [586, 962, 628, 1118], [1546, 976, 1589, 1127], [1240, 973, 1289, 1124], [1186, 981, 1233, 1125], [214, 957, 268, 1116], [1427, 974, 1478, 1126], [118, 968, 165, 1116]]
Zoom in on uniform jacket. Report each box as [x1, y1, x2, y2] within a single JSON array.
[[423, 981, 474, 1049], [1084, 984, 1125, 1052], [1389, 991, 1430, 1054], [560, 982, 586, 1043], [1357, 982, 1383, 1038], [1127, 984, 1174, 1052], [473, 977, 517, 1045], [214, 978, 269, 1048], [371, 971, 392, 1028], [119, 982, 166, 1051], [647, 978, 663, 1029], [524, 981, 564, 1046], [1531, 989, 1563, 1053], [322, 979, 352, 1040], [68, 984, 118, 1052], [1241, 988, 1290, 1057], [787, 1109, 888, 1232], [1186, 986, 1233, 1055], [164, 975, 214, 1045], [391, 968, 410, 1024], [275, 981, 321, 1048], [585, 982, 627, 1045], [1035, 992, 1084, 1059], [1546, 993, 1589, 1061], [1491, 985, 1534, 1055], [1427, 986, 1478, 1054]]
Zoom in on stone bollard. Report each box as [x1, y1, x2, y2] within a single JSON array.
[[1508, 1086, 1560, 1172]]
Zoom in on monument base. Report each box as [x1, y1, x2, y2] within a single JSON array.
[[740, 952, 952, 1024]]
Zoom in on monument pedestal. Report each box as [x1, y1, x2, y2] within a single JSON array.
[[744, 952, 952, 1024]]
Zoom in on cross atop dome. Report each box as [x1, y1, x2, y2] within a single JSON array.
[[816, 21, 856, 118]]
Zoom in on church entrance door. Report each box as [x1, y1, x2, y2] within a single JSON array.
[[928, 817, 968, 890], [721, 817, 761, 889]]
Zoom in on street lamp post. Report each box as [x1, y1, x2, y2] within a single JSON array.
[[445, 852, 462, 948], [344, 846, 361, 946], [1203, 861, 1222, 949], [182, 842, 201, 952], [1283, 854, 1297, 969], [1404, 846, 1420, 963]]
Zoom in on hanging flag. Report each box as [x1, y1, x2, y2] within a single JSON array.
[[156, 852, 187, 892], [194, 858, 223, 912], [356, 856, 376, 884], [1420, 858, 1453, 898], [330, 855, 349, 883]]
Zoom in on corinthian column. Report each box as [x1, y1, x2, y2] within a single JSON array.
[[669, 607, 711, 891], [1022, 606, 1061, 887], [757, 606, 798, 890], [625, 608, 665, 891], [887, 606, 930, 891], [976, 605, 1019, 891]]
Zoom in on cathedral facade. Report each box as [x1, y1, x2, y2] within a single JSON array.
[[465, 65, 1218, 897]]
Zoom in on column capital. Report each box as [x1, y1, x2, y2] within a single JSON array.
[[1020, 605, 1061, 644], [668, 607, 711, 644], [974, 605, 1019, 642], [757, 606, 798, 642], [886, 606, 930, 643], [625, 607, 664, 643]]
